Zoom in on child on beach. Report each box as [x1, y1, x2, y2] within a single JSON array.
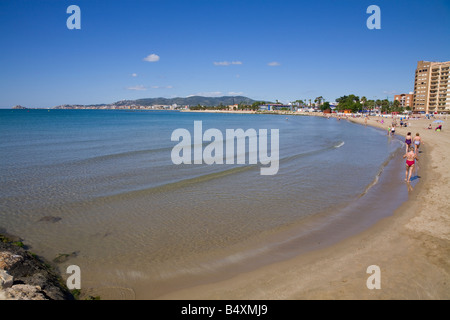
[[403, 146, 418, 183]]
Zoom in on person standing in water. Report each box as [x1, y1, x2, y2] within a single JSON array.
[[405, 132, 412, 153], [413, 133, 423, 154], [403, 146, 419, 182]]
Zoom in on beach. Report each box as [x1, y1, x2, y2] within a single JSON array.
[[1, 110, 449, 300], [160, 115, 450, 299]]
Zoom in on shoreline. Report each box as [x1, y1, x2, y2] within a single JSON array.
[[2, 111, 448, 299], [160, 115, 450, 299]]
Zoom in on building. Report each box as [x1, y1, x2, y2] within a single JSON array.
[[413, 60, 450, 114], [259, 104, 293, 111], [394, 93, 414, 108]]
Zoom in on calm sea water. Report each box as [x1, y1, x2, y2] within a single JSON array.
[[0, 109, 403, 298]]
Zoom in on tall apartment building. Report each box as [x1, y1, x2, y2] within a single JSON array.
[[413, 60, 450, 114], [394, 92, 414, 108]]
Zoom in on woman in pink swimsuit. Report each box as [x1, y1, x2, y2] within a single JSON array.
[[403, 146, 418, 182]]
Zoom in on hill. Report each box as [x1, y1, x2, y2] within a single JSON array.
[[128, 96, 257, 107], [53, 96, 259, 109]]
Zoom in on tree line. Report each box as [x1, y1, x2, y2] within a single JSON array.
[[188, 95, 409, 114]]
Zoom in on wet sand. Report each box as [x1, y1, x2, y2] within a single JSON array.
[[160, 115, 450, 299]]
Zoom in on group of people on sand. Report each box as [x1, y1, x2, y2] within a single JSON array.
[[427, 123, 443, 131], [403, 132, 423, 183], [387, 122, 397, 136]]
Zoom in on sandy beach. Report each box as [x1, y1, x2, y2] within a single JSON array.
[[160, 114, 450, 300]]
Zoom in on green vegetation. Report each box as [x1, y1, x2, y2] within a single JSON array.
[[335, 94, 362, 113], [53, 252, 78, 264], [71, 289, 81, 299], [0, 234, 10, 243], [70, 289, 101, 300], [333, 94, 405, 114], [12, 241, 25, 247], [320, 101, 330, 111]]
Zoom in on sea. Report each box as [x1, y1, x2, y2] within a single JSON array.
[[0, 109, 408, 298]]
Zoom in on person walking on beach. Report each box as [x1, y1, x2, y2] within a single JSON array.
[[413, 133, 423, 154], [403, 146, 418, 182], [405, 132, 412, 153]]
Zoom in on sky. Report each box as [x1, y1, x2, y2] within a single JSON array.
[[0, 0, 449, 108]]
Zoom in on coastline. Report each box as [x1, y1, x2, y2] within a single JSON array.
[[160, 114, 450, 299]]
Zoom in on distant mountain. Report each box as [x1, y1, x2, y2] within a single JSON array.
[[12, 105, 27, 109], [53, 96, 258, 109]]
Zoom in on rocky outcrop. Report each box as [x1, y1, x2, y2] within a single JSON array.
[[0, 234, 74, 300]]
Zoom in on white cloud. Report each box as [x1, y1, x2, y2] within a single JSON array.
[[268, 61, 281, 66], [151, 85, 173, 89], [383, 90, 398, 95], [188, 91, 223, 97], [143, 54, 160, 62], [131, 73, 137, 77], [213, 61, 243, 66], [227, 92, 244, 96], [127, 85, 147, 91]]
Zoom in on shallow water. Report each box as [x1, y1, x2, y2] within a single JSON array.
[[0, 110, 405, 298]]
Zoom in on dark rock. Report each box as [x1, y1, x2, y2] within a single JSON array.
[[0, 234, 74, 300], [38, 216, 62, 223]]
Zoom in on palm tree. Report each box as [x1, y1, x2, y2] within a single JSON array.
[[315, 96, 324, 106], [361, 96, 367, 113]]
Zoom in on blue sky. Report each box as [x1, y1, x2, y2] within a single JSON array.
[[0, 0, 449, 108]]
